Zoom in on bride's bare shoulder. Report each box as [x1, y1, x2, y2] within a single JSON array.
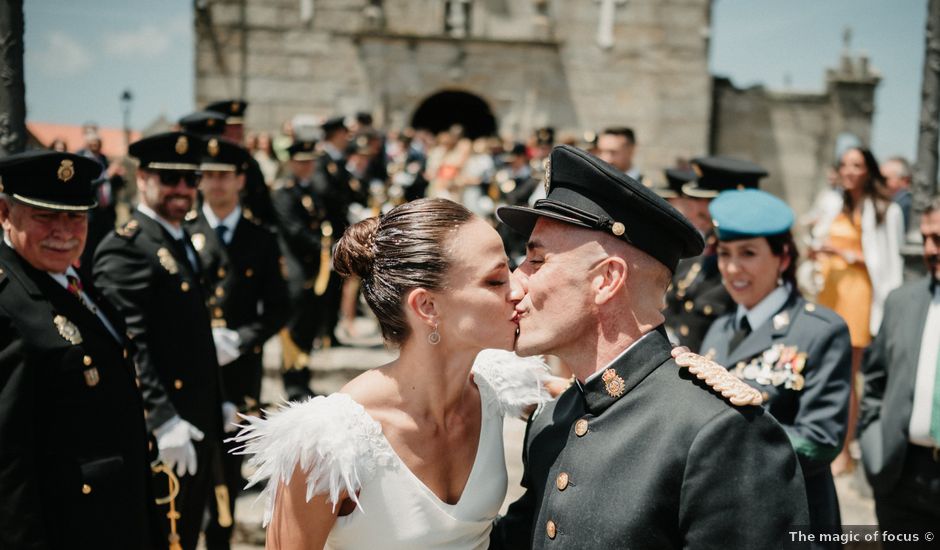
[[340, 364, 398, 411]]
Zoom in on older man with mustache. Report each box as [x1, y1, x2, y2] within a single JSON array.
[[94, 132, 227, 550], [0, 151, 160, 548]]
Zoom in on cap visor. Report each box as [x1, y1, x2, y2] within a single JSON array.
[[680, 182, 719, 199], [496, 205, 593, 237], [12, 194, 97, 212]]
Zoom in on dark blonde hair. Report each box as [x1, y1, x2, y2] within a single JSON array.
[[333, 198, 475, 344]]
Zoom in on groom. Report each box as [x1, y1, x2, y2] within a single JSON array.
[[490, 145, 808, 549]]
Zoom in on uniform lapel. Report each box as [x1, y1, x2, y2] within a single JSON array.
[[726, 294, 798, 366], [582, 326, 673, 415]]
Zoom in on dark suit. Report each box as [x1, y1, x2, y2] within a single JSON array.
[[93, 210, 223, 550], [665, 254, 735, 352], [702, 294, 851, 543], [0, 243, 160, 549], [185, 208, 289, 549], [859, 277, 940, 532], [491, 327, 808, 550]]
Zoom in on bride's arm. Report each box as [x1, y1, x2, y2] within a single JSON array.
[[266, 463, 343, 550]]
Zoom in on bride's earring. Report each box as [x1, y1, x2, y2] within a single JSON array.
[[428, 323, 441, 345]]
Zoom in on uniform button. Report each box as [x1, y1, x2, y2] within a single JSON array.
[[123, 349, 129, 359], [174, 379, 183, 390], [136, 377, 142, 388], [679, 325, 690, 337], [703, 305, 713, 315], [546, 520, 557, 539], [81, 484, 92, 495], [245, 268, 254, 278], [148, 440, 153, 451], [215, 287, 225, 297], [217, 268, 226, 278], [209, 297, 217, 305], [805, 303, 816, 312], [684, 300, 694, 312], [556, 472, 569, 491], [574, 419, 589, 437], [82, 355, 93, 366], [180, 281, 190, 292], [213, 307, 223, 318], [253, 345, 262, 354]]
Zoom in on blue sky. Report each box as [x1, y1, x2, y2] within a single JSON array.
[[24, 0, 929, 161]]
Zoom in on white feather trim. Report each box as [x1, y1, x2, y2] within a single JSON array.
[[471, 349, 553, 418], [229, 394, 395, 525]]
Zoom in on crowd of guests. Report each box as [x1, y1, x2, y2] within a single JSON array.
[[1, 97, 936, 549]]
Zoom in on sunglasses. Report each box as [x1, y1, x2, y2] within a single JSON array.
[[156, 171, 201, 188]]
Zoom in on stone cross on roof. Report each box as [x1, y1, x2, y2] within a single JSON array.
[[597, 0, 627, 50]]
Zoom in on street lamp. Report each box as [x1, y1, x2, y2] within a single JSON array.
[[120, 89, 133, 150]]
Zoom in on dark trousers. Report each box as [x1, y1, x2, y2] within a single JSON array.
[[204, 438, 243, 550], [154, 442, 214, 550], [874, 444, 940, 549]]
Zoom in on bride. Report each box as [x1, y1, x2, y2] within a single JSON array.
[[233, 198, 557, 549]]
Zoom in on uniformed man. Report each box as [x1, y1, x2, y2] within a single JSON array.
[[664, 156, 768, 351], [185, 137, 290, 549], [271, 140, 326, 400], [93, 132, 224, 550], [178, 110, 228, 138], [596, 126, 644, 184], [0, 151, 160, 548], [490, 145, 807, 549], [204, 99, 277, 229]]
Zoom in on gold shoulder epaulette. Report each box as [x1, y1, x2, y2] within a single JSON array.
[[675, 351, 763, 407], [184, 209, 198, 222], [116, 219, 140, 238]]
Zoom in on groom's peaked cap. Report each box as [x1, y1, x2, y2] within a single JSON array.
[[497, 145, 704, 273]]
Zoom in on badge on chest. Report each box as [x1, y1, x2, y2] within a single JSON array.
[[731, 344, 806, 391]]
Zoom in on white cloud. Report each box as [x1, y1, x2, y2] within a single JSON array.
[[31, 31, 93, 77], [101, 16, 187, 59]]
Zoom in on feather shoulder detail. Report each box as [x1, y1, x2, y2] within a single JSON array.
[[471, 349, 553, 418], [229, 393, 395, 525]]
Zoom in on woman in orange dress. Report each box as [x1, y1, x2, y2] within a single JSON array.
[[813, 147, 904, 475]]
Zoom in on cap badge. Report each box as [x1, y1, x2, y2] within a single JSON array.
[[601, 368, 626, 398], [542, 157, 552, 194], [53, 314, 83, 345], [191, 233, 206, 252], [207, 118, 216, 127], [175, 136, 189, 155], [611, 222, 625, 236], [231, 101, 239, 113], [157, 247, 179, 275], [57, 160, 75, 183], [208, 138, 220, 157], [692, 164, 703, 177]]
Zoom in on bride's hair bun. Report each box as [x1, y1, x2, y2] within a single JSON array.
[[333, 217, 380, 280]]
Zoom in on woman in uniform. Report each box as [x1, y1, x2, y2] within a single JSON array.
[[701, 189, 852, 544]]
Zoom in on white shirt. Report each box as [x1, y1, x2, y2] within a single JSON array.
[[908, 285, 940, 447], [202, 203, 241, 245], [582, 331, 655, 384], [734, 284, 792, 332], [136, 204, 198, 270]]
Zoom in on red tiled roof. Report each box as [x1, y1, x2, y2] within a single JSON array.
[[27, 121, 141, 158]]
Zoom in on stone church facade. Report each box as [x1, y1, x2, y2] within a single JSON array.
[[194, 0, 878, 212]]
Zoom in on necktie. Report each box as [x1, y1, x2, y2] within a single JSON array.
[[930, 340, 940, 444], [174, 237, 199, 273], [66, 274, 86, 305], [728, 316, 751, 354], [215, 224, 228, 245]]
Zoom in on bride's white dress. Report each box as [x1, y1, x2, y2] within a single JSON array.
[[233, 350, 550, 550]]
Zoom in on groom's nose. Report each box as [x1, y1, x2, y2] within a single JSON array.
[[509, 269, 527, 300]]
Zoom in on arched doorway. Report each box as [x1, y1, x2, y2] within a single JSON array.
[[410, 90, 497, 139]]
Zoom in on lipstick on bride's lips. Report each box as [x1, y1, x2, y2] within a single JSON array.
[[511, 311, 521, 324]]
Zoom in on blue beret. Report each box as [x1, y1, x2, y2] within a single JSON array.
[[497, 145, 704, 272], [709, 189, 794, 241]]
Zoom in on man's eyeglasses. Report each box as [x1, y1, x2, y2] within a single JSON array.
[[156, 171, 201, 188]]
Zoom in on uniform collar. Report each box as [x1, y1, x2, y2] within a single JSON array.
[[580, 326, 672, 416], [202, 203, 241, 232], [137, 203, 184, 240], [735, 284, 791, 332]]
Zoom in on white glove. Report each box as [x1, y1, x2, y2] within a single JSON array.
[[154, 416, 205, 477], [212, 327, 242, 366], [222, 401, 239, 433]]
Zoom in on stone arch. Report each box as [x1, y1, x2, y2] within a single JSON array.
[[410, 90, 497, 139]]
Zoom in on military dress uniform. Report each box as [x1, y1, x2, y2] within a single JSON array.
[[664, 156, 768, 351], [491, 145, 808, 550], [700, 190, 852, 544], [93, 133, 224, 550], [271, 140, 328, 399], [186, 138, 290, 549], [0, 152, 160, 549]]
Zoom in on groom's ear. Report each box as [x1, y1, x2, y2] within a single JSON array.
[[405, 287, 439, 327], [591, 256, 627, 306]]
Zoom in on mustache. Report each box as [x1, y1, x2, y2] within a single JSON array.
[[41, 238, 80, 251]]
